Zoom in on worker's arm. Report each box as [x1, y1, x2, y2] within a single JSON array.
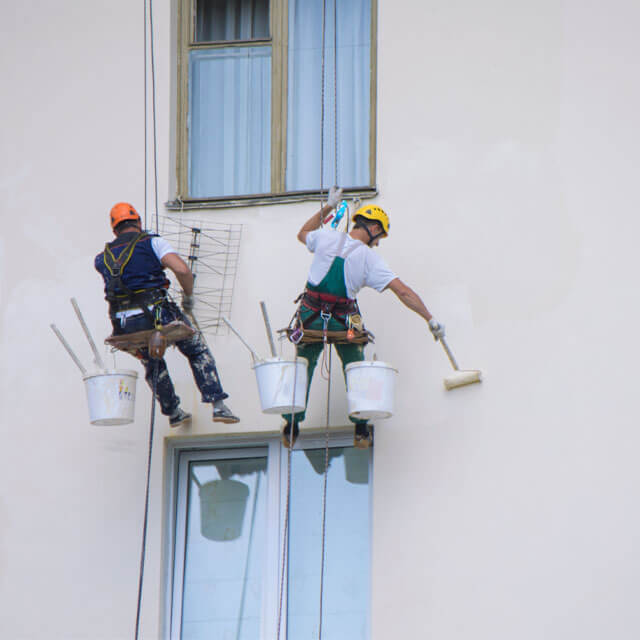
[[161, 253, 194, 296], [387, 278, 433, 323], [297, 186, 343, 244]]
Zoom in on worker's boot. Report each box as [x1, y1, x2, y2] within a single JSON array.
[[354, 423, 373, 449], [213, 400, 240, 424], [169, 408, 192, 428], [282, 421, 300, 448]]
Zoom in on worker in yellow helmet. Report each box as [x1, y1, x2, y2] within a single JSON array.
[[282, 187, 444, 448]]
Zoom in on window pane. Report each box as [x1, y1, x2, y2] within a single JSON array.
[[189, 46, 271, 198], [286, 0, 371, 191], [196, 0, 270, 42], [287, 446, 371, 639], [181, 457, 267, 639]]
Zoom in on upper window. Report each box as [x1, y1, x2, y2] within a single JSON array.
[[167, 435, 372, 638], [176, 0, 376, 201]]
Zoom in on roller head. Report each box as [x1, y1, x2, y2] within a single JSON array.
[[444, 369, 482, 390]]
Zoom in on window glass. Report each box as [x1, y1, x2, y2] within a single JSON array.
[[189, 46, 272, 198], [181, 456, 267, 639], [287, 446, 371, 638], [196, 0, 270, 42], [286, 0, 371, 191]]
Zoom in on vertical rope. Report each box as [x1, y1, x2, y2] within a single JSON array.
[[333, 0, 338, 187], [143, 0, 148, 230], [319, 0, 327, 204], [149, 0, 160, 233], [276, 358, 300, 639], [318, 348, 332, 639], [134, 359, 158, 640]]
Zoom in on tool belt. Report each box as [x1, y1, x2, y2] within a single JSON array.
[[108, 287, 168, 327]]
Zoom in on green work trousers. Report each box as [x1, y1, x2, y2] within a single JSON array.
[[282, 308, 367, 426]]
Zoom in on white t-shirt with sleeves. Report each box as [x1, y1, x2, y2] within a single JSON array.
[[305, 228, 396, 299], [150, 236, 176, 261]]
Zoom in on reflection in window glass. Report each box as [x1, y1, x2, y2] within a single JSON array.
[[287, 446, 371, 639], [196, 0, 270, 42], [181, 457, 267, 639]]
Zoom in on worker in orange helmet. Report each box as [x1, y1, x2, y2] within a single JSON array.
[[94, 203, 239, 427], [282, 187, 444, 448]]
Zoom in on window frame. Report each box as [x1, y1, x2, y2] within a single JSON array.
[[162, 430, 373, 639], [174, 0, 378, 208]]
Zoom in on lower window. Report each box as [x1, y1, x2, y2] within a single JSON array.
[[167, 435, 371, 639]]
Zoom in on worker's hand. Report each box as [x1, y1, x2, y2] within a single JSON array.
[[326, 186, 343, 209], [182, 293, 195, 314], [428, 318, 445, 341]]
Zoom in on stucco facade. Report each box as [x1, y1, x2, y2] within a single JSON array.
[[2, 0, 640, 638]]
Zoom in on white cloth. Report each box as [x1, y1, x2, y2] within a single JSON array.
[[305, 228, 396, 299]]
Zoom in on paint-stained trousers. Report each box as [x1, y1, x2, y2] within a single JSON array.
[[112, 300, 228, 415]]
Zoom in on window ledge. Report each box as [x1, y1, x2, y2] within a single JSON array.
[[165, 187, 378, 211]]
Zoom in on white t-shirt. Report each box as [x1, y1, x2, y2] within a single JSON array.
[[305, 228, 396, 299], [150, 236, 176, 261]]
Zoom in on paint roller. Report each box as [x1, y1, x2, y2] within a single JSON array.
[[437, 336, 482, 390]]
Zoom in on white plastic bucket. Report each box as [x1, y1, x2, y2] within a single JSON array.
[[83, 369, 138, 426], [253, 357, 308, 414], [345, 360, 398, 420]]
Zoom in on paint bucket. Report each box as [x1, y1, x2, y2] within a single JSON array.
[[199, 479, 249, 541], [345, 360, 398, 420], [83, 369, 138, 426], [253, 357, 308, 415]]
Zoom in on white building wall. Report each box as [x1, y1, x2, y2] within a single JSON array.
[[2, 0, 640, 638]]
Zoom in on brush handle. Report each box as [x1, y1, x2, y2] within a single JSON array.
[[222, 317, 260, 363], [50, 324, 88, 375], [259, 301, 277, 357], [70, 297, 105, 370], [438, 336, 460, 371]]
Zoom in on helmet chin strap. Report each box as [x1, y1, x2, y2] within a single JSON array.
[[363, 225, 384, 247]]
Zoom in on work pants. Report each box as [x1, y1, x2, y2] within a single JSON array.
[[283, 308, 368, 426], [112, 300, 228, 415]]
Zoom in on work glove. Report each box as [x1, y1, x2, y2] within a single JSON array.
[[182, 293, 195, 314], [428, 318, 445, 341], [326, 186, 343, 209]]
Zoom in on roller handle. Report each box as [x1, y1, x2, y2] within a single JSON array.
[[222, 317, 261, 363], [438, 336, 460, 372], [50, 324, 88, 375], [259, 301, 277, 357], [70, 297, 105, 370]]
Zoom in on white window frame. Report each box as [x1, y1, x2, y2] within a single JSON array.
[[163, 430, 373, 639], [172, 0, 378, 209]]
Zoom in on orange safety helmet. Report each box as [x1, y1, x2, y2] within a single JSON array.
[[110, 202, 141, 230]]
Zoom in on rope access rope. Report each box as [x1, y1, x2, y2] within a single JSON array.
[[135, 2, 161, 636], [134, 358, 158, 640], [276, 359, 300, 639], [318, 347, 332, 639]]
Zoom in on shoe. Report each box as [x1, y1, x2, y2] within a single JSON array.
[[213, 402, 240, 424], [282, 422, 300, 448], [169, 408, 192, 428], [354, 423, 373, 449]]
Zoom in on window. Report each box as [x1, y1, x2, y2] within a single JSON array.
[[166, 434, 372, 638], [176, 0, 376, 203]]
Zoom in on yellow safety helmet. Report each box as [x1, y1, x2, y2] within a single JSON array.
[[351, 205, 390, 236]]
